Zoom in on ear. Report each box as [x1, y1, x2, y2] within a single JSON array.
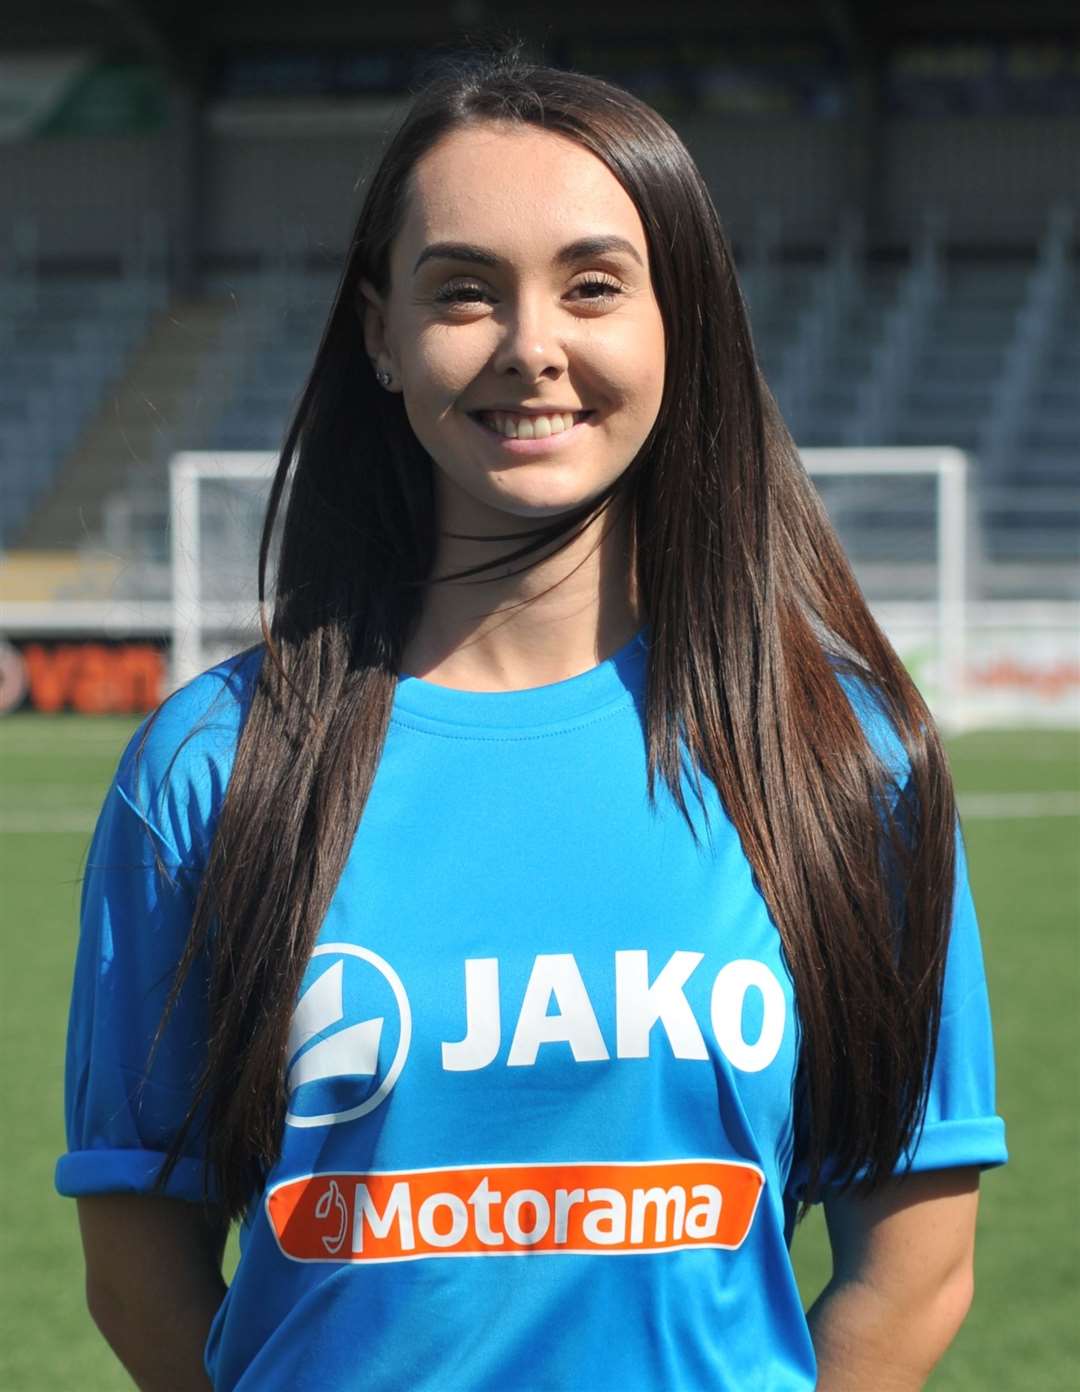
[[357, 278, 399, 387]]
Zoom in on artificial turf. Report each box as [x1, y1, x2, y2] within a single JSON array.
[[2, 717, 1076, 1390]]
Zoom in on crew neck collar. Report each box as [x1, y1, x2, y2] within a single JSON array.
[[391, 626, 649, 736]]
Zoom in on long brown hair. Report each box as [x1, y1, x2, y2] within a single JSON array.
[[144, 44, 956, 1224]]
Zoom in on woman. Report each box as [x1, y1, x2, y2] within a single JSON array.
[[58, 48, 1006, 1392]]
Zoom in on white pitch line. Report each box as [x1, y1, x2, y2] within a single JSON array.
[[0, 813, 99, 834], [958, 791, 1080, 819], [2, 784, 109, 800], [2, 793, 1077, 835], [1, 734, 139, 752]]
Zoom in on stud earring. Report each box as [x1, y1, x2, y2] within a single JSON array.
[[375, 368, 393, 388]]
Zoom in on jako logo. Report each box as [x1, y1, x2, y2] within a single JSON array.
[[285, 944, 412, 1129], [267, 1159, 766, 1265], [286, 947, 787, 1128]]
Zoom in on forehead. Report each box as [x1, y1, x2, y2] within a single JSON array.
[[398, 122, 648, 264]]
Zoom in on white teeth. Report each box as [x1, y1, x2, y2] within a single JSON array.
[[480, 411, 581, 439]]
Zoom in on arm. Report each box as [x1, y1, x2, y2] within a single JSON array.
[[807, 1167, 980, 1392], [77, 1194, 229, 1392]]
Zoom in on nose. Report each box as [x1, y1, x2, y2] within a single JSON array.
[[491, 292, 569, 383]]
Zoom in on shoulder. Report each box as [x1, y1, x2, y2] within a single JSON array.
[[828, 658, 913, 792], [113, 645, 264, 865]]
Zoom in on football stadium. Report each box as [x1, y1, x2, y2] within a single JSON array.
[[1, 2, 1077, 1389]]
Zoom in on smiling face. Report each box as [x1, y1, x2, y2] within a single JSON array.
[[359, 121, 667, 530]]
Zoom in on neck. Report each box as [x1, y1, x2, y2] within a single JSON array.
[[399, 494, 641, 692]]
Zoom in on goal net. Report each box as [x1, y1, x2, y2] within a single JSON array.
[[169, 446, 972, 728], [799, 448, 971, 731], [169, 451, 280, 691]]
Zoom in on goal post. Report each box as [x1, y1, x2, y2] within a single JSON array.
[[170, 450, 279, 691], [800, 447, 970, 732], [169, 446, 972, 729]]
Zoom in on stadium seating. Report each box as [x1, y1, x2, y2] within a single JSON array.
[[0, 274, 165, 546], [1, 223, 1076, 601]]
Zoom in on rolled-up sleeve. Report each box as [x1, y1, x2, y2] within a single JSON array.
[[898, 827, 1007, 1173], [56, 774, 216, 1203]]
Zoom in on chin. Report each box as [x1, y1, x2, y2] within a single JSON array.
[[483, 481, 609, 520], [432, 452, 620, 527]]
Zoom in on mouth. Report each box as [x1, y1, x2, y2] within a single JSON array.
[[466, 409, 596, 453]]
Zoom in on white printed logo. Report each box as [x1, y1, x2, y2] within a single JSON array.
[[285, 943, 412, 1129], [285, 946, 787, 1129], [313, 1179, 350, 1255]]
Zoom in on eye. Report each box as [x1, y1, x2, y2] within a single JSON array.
[[432, 279, 489, 306], [431, 275, 626, 309], [572, 276, 624, 302]]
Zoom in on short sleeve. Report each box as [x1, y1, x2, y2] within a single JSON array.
[[55, 768, 217, 1201], [55, 649, 259, 1203], [785, 668, 1008, 1204], [896, 827, 1007, 1173]]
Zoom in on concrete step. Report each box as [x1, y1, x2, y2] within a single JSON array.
[[16, 297, 238, 549]]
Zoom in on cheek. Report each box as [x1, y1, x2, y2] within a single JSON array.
[[594, 308, 664, 386], [636, 322, 667, 424], [409, 326, 489, 402], [601, 329, 666, 426]]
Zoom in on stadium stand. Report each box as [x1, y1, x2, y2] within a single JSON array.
[[1, 214, 1076, 602], [0, 268, 166, 547]]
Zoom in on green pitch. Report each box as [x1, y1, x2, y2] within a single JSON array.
[[1, 718, 1077, 1390]]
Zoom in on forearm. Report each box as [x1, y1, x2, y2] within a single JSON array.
[[808, 1267, 973, 1392]]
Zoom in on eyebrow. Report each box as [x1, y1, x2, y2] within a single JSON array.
[[412, 234, 644, 275]]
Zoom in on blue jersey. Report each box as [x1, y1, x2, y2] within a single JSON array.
[[57, 629, 1006, 1391]]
